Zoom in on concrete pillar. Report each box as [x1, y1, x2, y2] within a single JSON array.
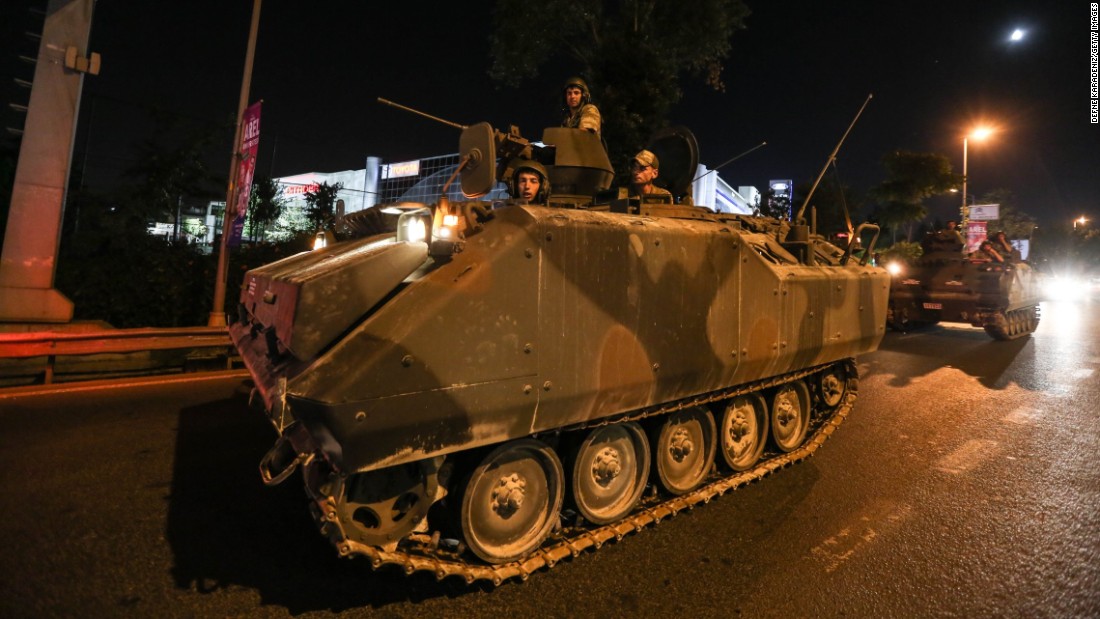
[[0, 0, 96, 323]]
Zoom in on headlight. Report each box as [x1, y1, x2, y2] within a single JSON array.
[[396, 208, 433, 244], [886, 261, 904, 276]]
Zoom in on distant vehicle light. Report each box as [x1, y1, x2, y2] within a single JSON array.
[[886, 262, 904, 276], [1042, 275, 1087, 302]]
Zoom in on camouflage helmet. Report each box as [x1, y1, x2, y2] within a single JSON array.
[[509, 158, 550, 203], [562, 76, 591, 107]]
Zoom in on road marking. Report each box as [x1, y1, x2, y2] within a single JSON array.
[[934, 439, 999, 474], [809, 503, 912, 573], [1003, 407, 1038, 425]]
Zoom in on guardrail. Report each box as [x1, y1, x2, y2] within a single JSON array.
[[0, 327, 237, 385]]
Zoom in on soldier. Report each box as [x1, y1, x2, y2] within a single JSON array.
[[971, 240, 1004, 263], [990, 230, 1020, 260], [562, 76, 601, 135], [509, 159, 549, 204], [937, 220, 965, 246], [629, 150, 671, 197]]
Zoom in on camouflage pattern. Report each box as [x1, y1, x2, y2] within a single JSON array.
[[887, 234, 1042, 340], [228, 121, 890, 569]]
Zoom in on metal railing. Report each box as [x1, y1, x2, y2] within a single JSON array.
[[0, 326, 237, 385]]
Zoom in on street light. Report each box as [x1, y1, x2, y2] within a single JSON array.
[[1074, 216, 1088, 229], [960, 126, 993, 227]]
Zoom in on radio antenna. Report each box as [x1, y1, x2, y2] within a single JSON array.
[[794, 93, 872, 223]]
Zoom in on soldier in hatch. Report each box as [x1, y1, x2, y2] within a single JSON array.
[[971, 240, 1004, 263], [561, 76, 601, 135], [509, 159, 549, 204], [629, 150, 671, 198]]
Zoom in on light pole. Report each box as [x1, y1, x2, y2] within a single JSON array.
[[960, 127, 992, 227], [209, 0, 263, 327]]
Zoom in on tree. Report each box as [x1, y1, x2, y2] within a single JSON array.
[[304, 181, 343, 232], [870, 150, 961, 242], [247, 175, 286, 242], [121, 117, 225, 239], [975, 188, 1036, 240], [489, 0, 750, 170], [753, 187, 790, 219]]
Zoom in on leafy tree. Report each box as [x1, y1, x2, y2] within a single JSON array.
[[489, 0, 750, 170], [304, 181, 343, 232], [753, 187, 790, 219], [975, 188, 1036, 240], [247, 175, 286, 242], [121, 117, 225, 238], [870, 150, 961, 242]]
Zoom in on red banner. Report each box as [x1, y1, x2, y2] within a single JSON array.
[[965, 221, 987, 254], [229, 101, 262, 247]]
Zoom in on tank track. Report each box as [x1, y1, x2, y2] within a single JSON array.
[[310, 359, 858, 586], [983, 304, 1041, 340]]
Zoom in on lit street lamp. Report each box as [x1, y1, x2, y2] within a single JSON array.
[[960, 126, 993, 227], [1074, 216, 1088, 229]]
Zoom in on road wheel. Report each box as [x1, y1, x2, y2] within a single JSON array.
[[770, 380, 811, 452], [817, 365, 848, 409], [567, 423, 650, 525], [719, 394, 768, 472], [459, 439, 563, 564], [651, 406, 716, 495]]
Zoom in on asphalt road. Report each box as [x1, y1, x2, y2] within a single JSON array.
[[1, 300, 1098, 618]]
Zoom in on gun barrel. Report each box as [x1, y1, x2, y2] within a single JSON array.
[[377, 97, 468, 130]]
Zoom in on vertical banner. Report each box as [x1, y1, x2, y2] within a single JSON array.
[[229, 101, 262, 247], [965, 221, 987, 254]]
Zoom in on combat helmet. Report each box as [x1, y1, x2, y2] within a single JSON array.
[[508, 158, 550, 203], [562, 76, 591, 107]]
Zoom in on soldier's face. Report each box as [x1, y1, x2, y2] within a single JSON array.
[[517, 171, 541, 201], [565, 87, 583, 110], [632, 161, 658, 185]]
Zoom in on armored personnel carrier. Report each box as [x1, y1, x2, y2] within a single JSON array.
[[887, 233, 1041, 340], [229, 119, 890, 584]]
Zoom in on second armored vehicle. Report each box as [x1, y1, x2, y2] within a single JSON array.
[[887, 232, 1041, 340]]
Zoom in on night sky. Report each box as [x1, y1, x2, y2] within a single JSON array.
[[2, 1, 1095, 228]]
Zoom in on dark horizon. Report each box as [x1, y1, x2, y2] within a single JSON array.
[[2, 1, 1094, 230]]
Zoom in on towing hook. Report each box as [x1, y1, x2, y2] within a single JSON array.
[[259, 429, 313, 486]]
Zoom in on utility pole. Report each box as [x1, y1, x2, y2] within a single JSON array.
[[208, 0, 262, 327]]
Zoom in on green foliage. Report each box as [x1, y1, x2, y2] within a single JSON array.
[[753, 187, 790, 219], [247, 175, 286, 242], [122, 117, 226, 224], [878, 240, 923, 264], [870, 150, 961, 242], [489, 0, 750, 169], [975, 189, 1037, 240], [304, 181, 343, 232], [57, 229, 215, 327]]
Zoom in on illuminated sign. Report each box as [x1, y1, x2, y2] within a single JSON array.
[[968, 204, 1000, 221], [283, 183, 320, 196], [383, 160, 420, 180]]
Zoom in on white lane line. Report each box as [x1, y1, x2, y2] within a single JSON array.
[[809, 503, 913, 573], [1003, 407, 1038, 425], [933, 439, 999, 474]]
